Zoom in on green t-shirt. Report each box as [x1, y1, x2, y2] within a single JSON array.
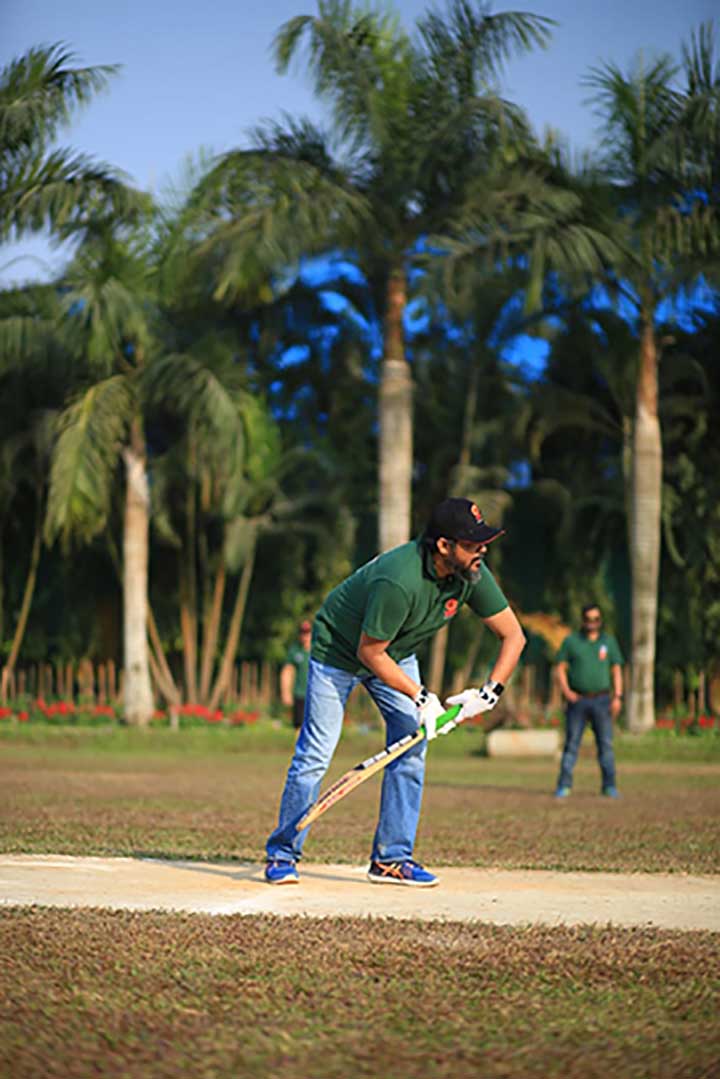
[[311, 538, 509, 676], [284, 644, 310, 698], [556, 631, 624, 694]]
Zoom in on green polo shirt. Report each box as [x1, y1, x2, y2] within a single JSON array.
[[284, 644, 310, 698], [556, 631, 624, 694], [311, 538, 509, 676]]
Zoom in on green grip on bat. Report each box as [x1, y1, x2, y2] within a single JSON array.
[[425, 703, 462, 736]]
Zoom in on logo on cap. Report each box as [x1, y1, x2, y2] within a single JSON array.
[[444, 598, 459, 619], [470, 503, 483, 523]]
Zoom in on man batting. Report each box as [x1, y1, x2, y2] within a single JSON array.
[[264, 497, 526, 887]]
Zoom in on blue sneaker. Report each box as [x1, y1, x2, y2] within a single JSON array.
[[264, 859, 299, 885], [554, 786, 571, 799], [367, 859, 438, 887], [602, 786, 620, 799]]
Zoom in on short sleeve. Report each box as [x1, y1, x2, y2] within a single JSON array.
[[608, 636, 624, 665], [556, 635, 571, 663], [465, 566, 509, 619], [362, 580, 411, 641]]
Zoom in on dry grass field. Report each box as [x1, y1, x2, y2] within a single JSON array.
[[1, 725, 718, 1079], [0, 725, 718, 873]]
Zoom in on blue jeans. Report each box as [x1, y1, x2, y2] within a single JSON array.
[[266, 655, 426, 863], [556, 694, 616, 791]]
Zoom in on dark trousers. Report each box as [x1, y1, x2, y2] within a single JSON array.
[[556, 694, 616, 791]]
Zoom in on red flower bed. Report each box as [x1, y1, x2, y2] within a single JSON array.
[[230, 710, 260, 726]]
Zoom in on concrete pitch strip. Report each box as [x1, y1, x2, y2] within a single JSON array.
[[1, 855, 719, 930]]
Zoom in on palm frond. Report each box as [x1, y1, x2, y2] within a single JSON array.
[[583, 54, 683, 181], [0, 281, 62, 372], [1, 149, 147, 243], [190, 142, 370, 302], [45, 374, 135, 548], [143, 348, 249, 481], [431, 163, 625, 308], [679, 22, 720, 191], [418, 1, 553, 91], [60, 230, 155, 373], [0, 45, 145, 243], [273, 1, 413, 148], [0, 43, 118, 151]]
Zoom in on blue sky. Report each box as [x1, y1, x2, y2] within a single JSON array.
[[1, 0, 713, 285]]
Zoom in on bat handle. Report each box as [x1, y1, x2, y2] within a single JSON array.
[[433, 703, 462, 735]]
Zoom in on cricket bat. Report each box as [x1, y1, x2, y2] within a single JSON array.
[[295, 703, 463, 831]]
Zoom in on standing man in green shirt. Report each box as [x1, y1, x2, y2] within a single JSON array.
[[280, 619, 312, 729], [554, 603, 625, 799], [265, 498, 526, 887]]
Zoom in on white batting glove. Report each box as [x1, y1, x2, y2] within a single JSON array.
[[445, 680, 504, 721], [413, 686, 445, 741]]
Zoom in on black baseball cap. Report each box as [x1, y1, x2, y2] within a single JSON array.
[[425, 498, 506, 545]]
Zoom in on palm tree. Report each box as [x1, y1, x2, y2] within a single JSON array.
[[187, 0, 553, 551], [438, 24, 719, 729], [0, 280, 77, 700], [581, 26, 719, 730], [143, 336, 284, 708], [0, 43, 144, 244], [412, 267, 529, 690], [44, 227, 155, 724]]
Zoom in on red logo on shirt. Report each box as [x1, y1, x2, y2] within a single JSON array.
[[470, 503, 483, 523], [599, 645, 608, 661], [444, 599, 459, 619]]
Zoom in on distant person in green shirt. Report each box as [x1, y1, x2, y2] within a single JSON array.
[[280, 620, 312, 730], [265, 497, 526, 888], [554, 604, 625, 800]]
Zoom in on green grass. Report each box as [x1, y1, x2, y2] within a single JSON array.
[[1, 908, 718, 1079], [1, 718, 718, 760], [1, 723, 718, 873]]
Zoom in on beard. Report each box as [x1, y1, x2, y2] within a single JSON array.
[[446, 550, 483, 584]]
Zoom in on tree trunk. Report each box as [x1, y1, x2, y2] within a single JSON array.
[[628, 313, 662, 733], [179, 568, 197, 702], [427, 351, 482, 695], [122, 419, 154, 726], [0, 519, 5, 650], [208, 532, 257, 711], [621, 414, 633, 554], [147, 604, 180, 705], [199, 559, 227, 702], [0, 494, 42, 703], [181, 447, 199, 701], [378, 267, 412, 552]]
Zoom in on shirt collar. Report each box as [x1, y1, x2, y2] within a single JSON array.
[[417, 537, 439, 580]]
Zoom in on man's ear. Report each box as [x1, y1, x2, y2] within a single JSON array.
[[436, 537, 453, 558]]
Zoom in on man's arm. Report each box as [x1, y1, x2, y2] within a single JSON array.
[[481, 607, 527, 686], [555, 660, 579, 704], [356, 635, 448, 739], [610, 662, 623, 717], [356, 635, 421, 699], [444, 607, 526, 720], [279, 663, 295, 707]]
